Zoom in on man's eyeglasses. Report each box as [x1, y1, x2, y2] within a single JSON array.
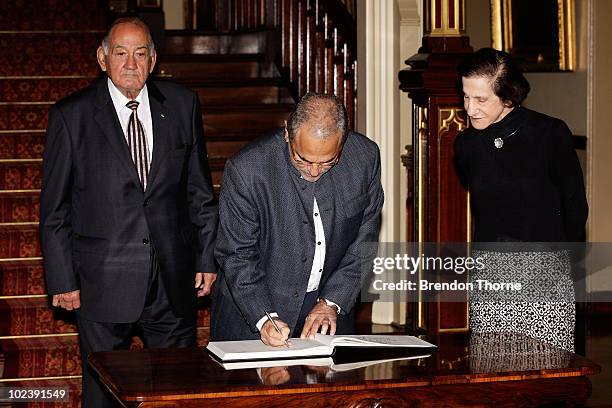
[[287, 139, 341, 172]]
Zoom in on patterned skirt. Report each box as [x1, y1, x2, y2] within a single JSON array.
[[469, 250, 575, 351]]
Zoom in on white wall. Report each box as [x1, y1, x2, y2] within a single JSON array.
[[523, 0, 588, 136], [588, 1, 612, 242], [358, 0, 423, 325], [358, 0, 401, 324]]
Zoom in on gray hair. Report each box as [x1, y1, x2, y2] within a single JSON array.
[[286, 93, 348, 141], [101, 17, 155, 55]]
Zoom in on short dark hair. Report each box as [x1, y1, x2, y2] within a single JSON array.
[[286, 93, 348, 141], [458, 48, 530, 107]]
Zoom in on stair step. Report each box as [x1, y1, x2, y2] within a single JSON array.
[[204, 104, 291, 134], [0, 16, 106, 32], [0, 160, 43, 190], [207, 139, 252, 160], [0, 261, 217, 315], [1, 102, 289, 132], [0, 131, 45, 159], [0, 103, 50, 131], [195, 83, 294, 105], [2, 0, 106, 11], [1, 77, 293, 105], [164, 30, 269, 55], [0, 297, 76, 336], [0, 78, 96, 103], [0, 158, 222, 203], [0, 328, 211, 376], [0, 54, 99, 77], [0, 295, 210, 336], [0, 0, 106, 31], [0, 224, 40, 259], [0, 258, 45, 296], [0, 104, 287, 156], [0, 129, 262, 162], [158, 53, 277, 80], [1, 335, 81, 378], [2, 0, 107, 15], [0, 259, 214, 324], [0, 33, 103, 56], [0, 378, 82, 407], [0, 12, 105, 32], [0, 190, 40, 224], [0, 326, 209, 384]]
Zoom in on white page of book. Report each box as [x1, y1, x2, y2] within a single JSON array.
[[207, 338, 331, 361], [315, 334, 436, 348]]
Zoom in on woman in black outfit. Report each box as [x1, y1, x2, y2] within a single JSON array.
[[454, 48, 588, 351]]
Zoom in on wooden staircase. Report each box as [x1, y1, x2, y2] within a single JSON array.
[[0, 2, 295, 407], [159, 29, 294, 190]]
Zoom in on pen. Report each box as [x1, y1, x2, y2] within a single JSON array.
[[265, 311, 290, 347]]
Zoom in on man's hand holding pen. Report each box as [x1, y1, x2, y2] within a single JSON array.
[[261, 313, 292, 347]]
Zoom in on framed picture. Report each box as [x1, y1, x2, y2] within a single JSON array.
[[490, 0, 575, 72]]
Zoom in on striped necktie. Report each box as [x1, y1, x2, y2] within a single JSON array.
[[126, 100, 149, 189]]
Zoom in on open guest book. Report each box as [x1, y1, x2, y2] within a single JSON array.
[[206, 334, 437, 362]]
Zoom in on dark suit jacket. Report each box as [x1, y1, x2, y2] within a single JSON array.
[[211, 130, 384, 340], [40, 78, 217, 322]]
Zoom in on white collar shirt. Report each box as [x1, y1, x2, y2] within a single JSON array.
[[107, 78, 154, 167]]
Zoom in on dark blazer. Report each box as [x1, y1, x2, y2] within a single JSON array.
[[454, 106, 588, 242], [40, 78, 217, 322], [211, 130, 384, 340]]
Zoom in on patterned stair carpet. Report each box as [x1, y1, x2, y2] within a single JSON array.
[[1, 1, 106, 406]]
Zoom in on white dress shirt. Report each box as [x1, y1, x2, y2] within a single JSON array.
[[107, 78, 154, 168], [306, 198, 325, 291], [256, 197, 339, 331]]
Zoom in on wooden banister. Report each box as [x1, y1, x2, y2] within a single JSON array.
[[277, 0, 357, 128], [184, 0, 357, 128]]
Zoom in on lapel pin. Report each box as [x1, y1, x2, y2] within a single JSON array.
[[160, 113, 165, 118]]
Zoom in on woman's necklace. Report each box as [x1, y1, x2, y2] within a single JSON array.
[[493, 127, 519, 149]]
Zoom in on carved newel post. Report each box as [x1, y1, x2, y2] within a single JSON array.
[[399, 0, 473, 336]]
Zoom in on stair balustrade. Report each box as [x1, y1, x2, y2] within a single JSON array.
[[187, 0, 357, 129], [277, 0, 357, 129]]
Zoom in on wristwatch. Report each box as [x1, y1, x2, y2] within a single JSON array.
[[318, 297, 340, 314]]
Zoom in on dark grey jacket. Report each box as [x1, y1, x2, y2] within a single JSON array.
[[211, 129, 383, 340]]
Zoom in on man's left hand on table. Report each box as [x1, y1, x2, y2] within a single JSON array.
[[300, 299, 338, 339]]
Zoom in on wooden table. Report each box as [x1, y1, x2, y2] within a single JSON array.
[[89, 332, 600, 407]]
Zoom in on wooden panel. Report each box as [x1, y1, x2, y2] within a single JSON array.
[[434, 102, 469, 242], [297, 0, 307, 95], [138, 378, 593, 407], [282, 0, 291, 68], [306, 1, 316, 92]]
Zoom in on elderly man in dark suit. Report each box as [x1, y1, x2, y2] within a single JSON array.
[[211, 93, 384, 346], [40, 18, 217, 407]]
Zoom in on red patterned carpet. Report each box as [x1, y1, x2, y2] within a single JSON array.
[[0, 2, 106, 406]]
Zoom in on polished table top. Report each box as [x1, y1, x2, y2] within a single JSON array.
[[89, 332, 601, 404]]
